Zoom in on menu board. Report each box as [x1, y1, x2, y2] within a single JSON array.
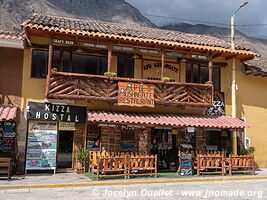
[[86, 124, 100, 151], [26, 121, 57, 170], [179, 153, 193, 176], [0, 121, 16, 153]]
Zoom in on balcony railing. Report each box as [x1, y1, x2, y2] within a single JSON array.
[[46, 71, 213, 107]]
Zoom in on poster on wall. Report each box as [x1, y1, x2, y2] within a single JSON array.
[[143, 60, 180, 82], [26, 121, 57, 170], [206, 92, 225, 117], [0, 121, 16, 153]]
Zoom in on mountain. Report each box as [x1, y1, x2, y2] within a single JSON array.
[[0, 0, 154, 30], [162, 23, 267, 73]]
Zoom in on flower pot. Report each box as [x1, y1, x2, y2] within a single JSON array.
[[75, 160, 83, 173]]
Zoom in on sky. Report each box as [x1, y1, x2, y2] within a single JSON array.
[[126, 0, 267, 38]]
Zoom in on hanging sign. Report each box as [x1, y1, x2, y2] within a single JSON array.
[[27, 102, 86, 123], [143, 60, 180, 81], [118, 82, 154, 107], [58, 122, 76, 131], [26, 121, 57, 170]]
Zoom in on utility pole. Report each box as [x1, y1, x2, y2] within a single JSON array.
[[231, 1, 248, 155]]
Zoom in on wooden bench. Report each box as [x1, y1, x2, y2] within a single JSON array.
[[197, 154, 225, 176], [0, 157, 12, 180], [92, 156, 127, 180], [227, 154, 255, 175], [128, 155, 157, 178]]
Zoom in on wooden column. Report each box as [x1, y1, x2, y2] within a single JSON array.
[[108, 45, 112, 72], [208, 54, 213, 82], [59, 50, 64, 71], [161, 50, 165, 79], [45, 43, 53, 97]]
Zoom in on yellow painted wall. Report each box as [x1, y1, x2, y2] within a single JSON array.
[[219, 58, 267, 167]]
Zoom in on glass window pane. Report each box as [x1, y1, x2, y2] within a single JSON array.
[[186, 64, 191, 83], [31, 50, 48, 78], [200, 66, 209, 84], [193, 64, 200, 83], [117, 57, 134, 78], [212, 67, 220, 91]]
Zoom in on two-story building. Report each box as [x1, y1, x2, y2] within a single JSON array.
[[3, 13, 266, 173]]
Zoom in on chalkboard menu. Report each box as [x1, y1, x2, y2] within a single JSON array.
[[0, 121, 16, 153], [179, 153, 193, 176], [86, 124, 100, 151], [26, 121, 57, 171]]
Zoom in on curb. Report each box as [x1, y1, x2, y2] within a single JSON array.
[[1, 176, 267, 190]]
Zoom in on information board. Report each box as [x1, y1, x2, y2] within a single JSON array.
[[26, 121, 57, 170], [0, 121, 16, 153], [179, 153, 193, 176]]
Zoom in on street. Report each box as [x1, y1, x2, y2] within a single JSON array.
[[0, 179, 266, 200]]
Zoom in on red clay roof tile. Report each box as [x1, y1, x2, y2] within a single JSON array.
[[87, 111, 248, 129], [0, 105, 17, 121]]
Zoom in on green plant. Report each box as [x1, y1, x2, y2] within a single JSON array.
[[240, 146, 256, 155], [162, 76, 171, 82], [76, 147, 88, 161], [205, 80, 213, 85], [104, 72, 117, 77]]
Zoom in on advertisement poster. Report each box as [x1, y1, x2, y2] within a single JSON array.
[[26, 121, 57, 170], [0, 121, 16, 153]]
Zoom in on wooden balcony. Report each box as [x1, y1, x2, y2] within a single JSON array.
[[46, 70, 213, 108]]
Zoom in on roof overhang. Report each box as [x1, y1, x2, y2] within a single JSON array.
[[87, 111, 248, 129]]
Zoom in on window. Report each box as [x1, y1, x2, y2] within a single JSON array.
[[117, 56, 134, 78], [186, 63, 221, 91], [31, 49, 108, 77], [31, 50, 48, 78]]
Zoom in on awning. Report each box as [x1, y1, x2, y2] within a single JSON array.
[[88, 111, 248, 129], [0, 105, 17, 121]]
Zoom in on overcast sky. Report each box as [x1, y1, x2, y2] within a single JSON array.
[[126, 0, 267, 38]]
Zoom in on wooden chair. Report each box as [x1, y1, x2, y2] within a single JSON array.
[[227, 154, 255, 175], [197, 154, 225, 176], [0, 157, 12, 180], [92, 156, 127, 180], [128, 155, 157, 178]]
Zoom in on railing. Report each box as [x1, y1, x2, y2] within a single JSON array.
[[47, 71, 213, 107]]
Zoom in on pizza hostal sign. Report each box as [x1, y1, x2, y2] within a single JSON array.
[[118, 82, 155, 107]]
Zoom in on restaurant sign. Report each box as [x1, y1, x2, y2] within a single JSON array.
[[117, 82, 155, 107], [27, 102, 86, 123]]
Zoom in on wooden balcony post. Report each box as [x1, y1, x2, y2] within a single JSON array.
[[45, 43, 53, 97], [208, 54, 213, 82], [108, 45, 112, 72], [161, 50, 165, 79]]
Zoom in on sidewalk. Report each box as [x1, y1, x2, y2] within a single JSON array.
[[0, 169, 267, 190]]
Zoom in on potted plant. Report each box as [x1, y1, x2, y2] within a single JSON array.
[[162, 76, 171, 82], [75, 147, 88, 173], [104, 71, 117, 77]]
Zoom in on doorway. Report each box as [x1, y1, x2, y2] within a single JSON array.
[[57, 131, 73, 169]]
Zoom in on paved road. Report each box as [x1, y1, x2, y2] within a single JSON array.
[[0, 179, 266, 200]]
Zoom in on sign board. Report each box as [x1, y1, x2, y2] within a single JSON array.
[[179, 153, 192, 176], [118, 82, 155, 107], [52, 39, 75, 46], [59, 122, 76, 131], [0, 121, 16, 153], [206, 92, 225, 117], [26, 121, 57, 170], [27, 102, 86, 123], [143, 60, 180, 81], [187, 127, 195, 133]]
